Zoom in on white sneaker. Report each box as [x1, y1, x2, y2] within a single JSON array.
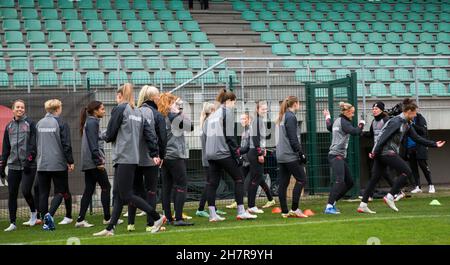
[[289, 209, 308, 218], [226, 201, 237, 209], [411, 186, 422, 194], [357, 202, 376, 214], [123, 211, 129, 217], [236, 211, 257, 220], [4, 223, 16, 232], [262, 199, 276, 208], [383, 194, 399, 212], [137, 211, 146, 217], [209, 215, 226, 222], [150, 216, 167, 234], [58, 217, 73, 225], [103, 219, 124, 225], [394, 192, 405, 202], [93, 229, 114, 237], [248, 207, 264, 214], [75, 220, 94, 228], [429, 185, 435, 193], [23, 212, 38, 226]]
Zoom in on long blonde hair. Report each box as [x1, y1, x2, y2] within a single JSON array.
[[200, 102, 216, 126], [158, 93, 178, 117], [339, 102, 354, 113], [277, 96, 298, 124], [117, 83, 135, 108], [137, 85, 159, 108]]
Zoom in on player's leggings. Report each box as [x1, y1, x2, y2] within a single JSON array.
[[161, 159, 188, 222], [327, 155, 354, 205], [247, 149, 273, 208], [128, 166, 159, 225], [207, 157, 244, 207], [77, 168, 111, 222], [278, 160, 307, 214], [362, 153, 413, 203], [38, 170, 71, 217], [7, 168, 37, 224], [407, 148, 432, 187], [107, 164, 160, 231]]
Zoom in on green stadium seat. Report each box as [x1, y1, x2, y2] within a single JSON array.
[[61, 72, 82, 86], [74, 43, 94, 56], [58, 0, 73, 9], [183, 21, 200, 32], [430, 83, 450, 96], [5, 31, 24, 43], [316, 69, 334, 82], [272, 43, 290, 55], [0, 72, 9, 87], [392, 13, 407, 22], [139, 43, 158, 56], [150, 0, 166, 10], [188, 58, 205, 70], [316, 32, 332, 43], [164, 20, 182, 32], [351, 32, 367, 44], [298, 32, 313, 43], [333, 32, 350, 43], [27, 31, 45, 43], [111, 32, 129, 43], [389, 22, 405, 33], [154, 70, 174, 84], [24, 20, 42, 31], [286, 21, 301, 32], [0, 59, 5, 70], [101, 10, 117, 20], [370, 83, 389, 97], [316, 3, 329, 12], [106, 20, 123, 31], [295, 69, 312, 83], [146, 21, 163, 31], [22, 0, 35, 7], [22, 9, 38, 19], [200, 43, 219, 56], [323, 60, 340, 67], [158, 10, 174, 21], [400, 43, 418, 55], [13, 72, 33, 87], [356, 69, 374, 81], [420, 33, 436, 44], [102, 57, 121, 70], [438, 22, 450, 33], [176, 11, 192, 21], [97, 0, 112, 9], [120, 10, 137, 21], [115, 0, 130, 10], [299, 2, 313, 12], [268, 21, 285, 32], [425, 4, 439, 13], [336, 69, 351, 78], [86, 71, 105, 86], [347, 4, 361, 13], [139, 10, 155, 20], [281, 2, 296, 12], [3, 19, 20, 30], [79, 0, 93, 9], [310, 43, 327, 55], [355, 22, 371, 33], [403, 32, 419, 44], [124, 58, 144, 70], [378, 59, 396, 66], [218, 69, 238, 84], [276, 11, 293, 21], [61, 9, 78, 20], [384, 32, 400, 43], [37, 0, 53, 8], [117, 43, 137, 56], [53, 43, 71, 56], [33, 59, 54, 70], [167, 58, 187, 70], [197, 71, 216, 85], [357, 84, 369, 97], [280, 32, 296, 43], [382, 43, 400, 55], [41, 9, 58, 20], [251, 21, 267, 32], [291, 43, 308, 55], [45, 20, 62, 31], [0, 8, 17, 18], [126, 20, 143, 31], [168, 0, 183, 11], [360, 12, 375, 22], [328, 11, 343, 22], [397, 59, 414, 66], [310, 12, 326, 22], [259, 11, 275, 21], [346, 43, 363, 55], [394, 69, 412, 81], [70, 32, 88, 43], [322, 21, 338, 32], [146, 58, 164, 70], [390, 83, 411, 97], [66, 20, 83, 31], [149, 31, 169, 43], [373, 22, 389, 33], [172, 32, 190, 43], [38, 72, 58, 86], [331, 2, 345, 12], [159, 43, 178, 56], [411, 3, 424, 12], [179, 43, 198, 56], [367, 32, 384, 44], [249, 1, 264, 11], [57, 58, 74, 70], [10, 58, 29, 70], [90, 32, 109, 44], [191, 32, 209, 43], [393, 3, 407, 13], [431, 69, 448, 81], [131, 32, 150, 43], [436, 43, 450, 55], [374, 69, 393, 81], [341, 60, 359, 67], [415, 69, 431, 81], [6, 44, 26, 57], [304, 21, 320, 32], [232, 1, 247, 11], [338, 22, 354, 33], [406, 22, 421, 33], [328, 43, 345, 55], [379, 3, 392, 12], [85, 20, 103, 31], [109, 71, 128, 85], [411, 83, 431, 96], [81, 9, 98, 19], [293, 11, 308, 21], [79, 58, 100, 70], [418, 43, 435, 55], [364, 43, 381, 55]]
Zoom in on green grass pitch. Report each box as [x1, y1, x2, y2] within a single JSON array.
[[1, 194, 450, 245]]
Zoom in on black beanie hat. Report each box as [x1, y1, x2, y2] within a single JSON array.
[[372, 101, 385, 111]]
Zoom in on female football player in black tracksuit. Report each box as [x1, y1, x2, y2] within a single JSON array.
[[358, 98, 445, 213], [1, 100, 38, 232], [93, 84, 165, 236]]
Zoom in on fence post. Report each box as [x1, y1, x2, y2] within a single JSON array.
[[225, 64, 229, 90], [414, 60, 420, 106], [27, 52, 31, 93], [87, 77, 91, 92], [240, 59, 245, 110], [200, 53, 205, 92], [361, 63, 367, 120]]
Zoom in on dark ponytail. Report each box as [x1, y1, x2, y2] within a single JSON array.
[[80, 100, 103, 136], [215, 88, 236, 104], [402, 98, 418, 112]]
